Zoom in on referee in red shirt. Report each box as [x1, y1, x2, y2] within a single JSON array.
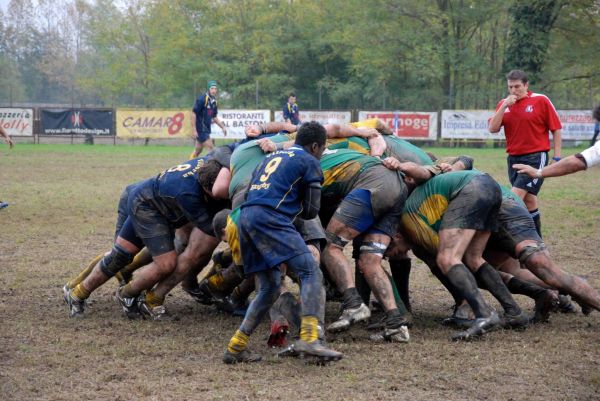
[[489, 70, 562, 237]]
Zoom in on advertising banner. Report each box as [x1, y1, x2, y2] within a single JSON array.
[[358, 111, 437, 140], [274, 110, 351, 125], [557, 110, 595, 140], [442, 109, 595, 140], [210, 109, 271, 139], [0, 108, 34, 136], [41, 109, 113, 135], [441, 110, 503, 139], [116, 109, 190, 139]]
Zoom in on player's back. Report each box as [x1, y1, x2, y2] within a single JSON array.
[[242, 145, 322, 220]]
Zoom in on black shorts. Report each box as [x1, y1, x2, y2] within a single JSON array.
[[507, 152, 548, 196], [126, 185, 187, 257], [294, 216, 326, 250], [488, 197, 541, 257], [441, 174, 501, 232]]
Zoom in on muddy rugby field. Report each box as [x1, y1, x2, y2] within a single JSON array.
[[1, 144, 599, 400]]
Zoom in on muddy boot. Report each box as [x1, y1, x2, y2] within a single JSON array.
[[369, 308, 410, 343], [182, 285, 214, 305], [442, 302, 475, 328], [532, 290, 560, 323], [223, 349, 262, 364], [503, 310, 530, 330], [327, 303, 370, 332], [558, 295, 578, 314], [293, 339, 343, 362], [451, 311, 501, 341]]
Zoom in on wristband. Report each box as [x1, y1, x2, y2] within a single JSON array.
[[275, 143, 284, 151], [536, 168, 543, 178], [552, 156, 561, 161]]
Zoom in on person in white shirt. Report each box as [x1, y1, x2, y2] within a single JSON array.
[[513, 139, 600, 178]]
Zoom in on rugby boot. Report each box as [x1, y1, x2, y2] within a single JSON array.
[[0, 201, 8, 210], [182, 285, 214, 305], [65, 289, 85, 318], [558, 295, 578, 314], [572, 296, 594, 316], [369, 325, 410, 343], [199, 278, 226, 302], [293, 339, 343, 362], [277, 343, 299, 358], [579, 303, 593, 316], [222, 349, 262, 364], [138, 296, 175, 321], [62, 284, 70, 302], [369, 309, 411, 342], [278, 325, 327, 358], [451, 311, 501, 341], [442, 303, 475, 329], [503, 310, 530, 330], [114, 287, 141, 319], [531, 289, 559, 323], [267, 319, 290, 348], [326, 303, 371, 332], [366, 313, 386, 331], [215, 295, 248, 316]]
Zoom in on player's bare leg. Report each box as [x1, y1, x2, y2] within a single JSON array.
[[436, 228, 500, 340], [65, 237, 139, 318], [142, 228, 219, 318], [322, 218, 370, 332]]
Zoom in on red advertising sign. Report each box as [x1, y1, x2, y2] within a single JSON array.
[[358, 111, 437, 140]]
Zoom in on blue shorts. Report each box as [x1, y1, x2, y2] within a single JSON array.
[[196, 131, 211, 143], [507, 152, 548, 196], [333, 188, 376, 233], [239, 205, 310, 274], [114, 179, 153, 240]]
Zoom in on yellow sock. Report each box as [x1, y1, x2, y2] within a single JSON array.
[[66, 253, 104, 289], [208, 273, 225, 291], [123, 247, 152, 275], [145, 290, 164, 308], [227, 329, 249, 354], [300, 316, 319, 343], [72, 283, 91, 300]]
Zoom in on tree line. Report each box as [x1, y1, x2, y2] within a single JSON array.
[[1, 0, 599, 111]]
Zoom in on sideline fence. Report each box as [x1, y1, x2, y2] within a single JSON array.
[[1, 106, 596, 147]]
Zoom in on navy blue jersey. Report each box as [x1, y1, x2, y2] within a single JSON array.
[[242, 145, 322, 219], [148, 156, 225, 229], [283, 102, 300, 125], [193, 93, 218, 134]]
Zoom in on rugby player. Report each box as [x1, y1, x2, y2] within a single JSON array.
[[223, 121, 342, 364], [318, 148, 414, 342], [399, 170, 530, 340], [63, 157, 228, 319]]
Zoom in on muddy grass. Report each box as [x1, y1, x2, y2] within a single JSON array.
[[1, 145, 599, 400]]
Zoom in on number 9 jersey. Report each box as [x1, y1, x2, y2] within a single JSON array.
[[242, 145, 323, 220]]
